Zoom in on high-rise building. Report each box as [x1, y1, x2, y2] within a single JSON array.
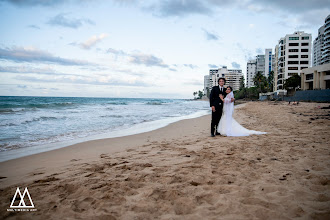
[[205, 66, 243, 91], [322, 14, 330, 65], [264, 48, 275, 77], [246, 49, 274, 88], [256, 54, 265, 75], [274, 31, 312, 92], [273, 45, 279, 91], [246, 59, 256, 88], [313, 26, 325, 66]]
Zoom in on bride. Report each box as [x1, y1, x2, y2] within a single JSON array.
[[217, 86, 267, 137]]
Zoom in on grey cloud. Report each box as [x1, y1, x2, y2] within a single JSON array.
[[129, 53, 169, 68], [255, 48, 263, 54], [147, 0, 212, 17], [202, 29, 220, 41], [106, 48, 127, 56], [231, 62, 241, 69], [106, 47, 173, 70], [184, 64, 198, 69], [15, 74, 152, 87], [2, 0, 66, 6], [27, 24, 40, 29], [0, 65, 86, 77], [208, 64, 218, 68], [47, 13, 95, 29], [236, 43, 253, 61], [0, 46, 94, 66]]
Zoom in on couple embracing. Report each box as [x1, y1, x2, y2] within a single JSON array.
[[209, 77, 266, 137]]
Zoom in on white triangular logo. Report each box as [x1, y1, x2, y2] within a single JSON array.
[[10, 187, 35, 208]]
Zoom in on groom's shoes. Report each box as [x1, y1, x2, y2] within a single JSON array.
[[210, 134, 215, 137], [216, 132, 220, 135]]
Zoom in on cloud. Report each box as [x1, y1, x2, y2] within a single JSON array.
[[14, 74, 152, 87], [231, 61, 241, 69], [183, 64, 198, 69], [0, 65, 86, 77], [147, 0, 212, 17], [47, 13, 95, 29], [106, 47, 174, 70], [208, 64, 218, 68], [202, 28, 220, 41], [129, 53, 169, 68], [236, 43, 253, 61], [255, 48, 263, 54], [0, 46, 94, 66], [3, 0, 66, 6], [27, 24, 40, 29], [106, 48, 127, 56], [77, 33, 108, 50]]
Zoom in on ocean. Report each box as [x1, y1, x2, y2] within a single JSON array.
[[0, 96, 210, 162]]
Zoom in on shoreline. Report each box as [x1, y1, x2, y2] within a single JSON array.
[[0, 101, 329, 220], [0, 109, 210, 163], [0, 112, 213, 188]]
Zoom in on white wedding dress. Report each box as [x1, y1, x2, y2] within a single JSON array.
[[217, 91, 267, 137]]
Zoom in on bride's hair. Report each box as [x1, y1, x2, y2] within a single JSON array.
[[227, 86, 233, 91]]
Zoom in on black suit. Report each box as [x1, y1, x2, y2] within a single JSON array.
[[209, 86, 227, 135]]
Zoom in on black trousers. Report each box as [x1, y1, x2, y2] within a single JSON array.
[[211, 108, 222, 135]]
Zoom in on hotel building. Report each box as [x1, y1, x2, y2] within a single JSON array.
[[274, 31, 312, 92]]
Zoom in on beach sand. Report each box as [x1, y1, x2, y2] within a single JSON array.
[[0, 101, 329, 219]]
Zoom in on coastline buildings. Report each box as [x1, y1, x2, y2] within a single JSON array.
[[203, 66, 243, 93], [313, 14, 330, 66], [313, 26, 325, 66], [301, 63, 330, 90], [246, 59, 256, 88], [246, 49, 275, 88], [273, 31, 312, 92]]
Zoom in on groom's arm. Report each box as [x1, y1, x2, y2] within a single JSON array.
[[209, 87, 216, 112]]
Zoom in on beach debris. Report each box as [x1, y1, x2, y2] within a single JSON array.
[[190, 181, 200, 186]]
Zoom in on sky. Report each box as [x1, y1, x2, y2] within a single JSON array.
[[0, 0, 329, 99]]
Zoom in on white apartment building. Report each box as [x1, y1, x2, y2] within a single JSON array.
[[204, 66, 243, 91], [246, 49, 274, 88], [274, 31, 312, 92], [246, 59, 256, 88], [313, 26, 325, 66], [322, 14, 330, 65]]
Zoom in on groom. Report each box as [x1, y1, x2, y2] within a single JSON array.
[[209, 77, 233, 137]]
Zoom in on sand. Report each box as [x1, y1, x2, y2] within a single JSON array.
[[0, 101, 329, 220]]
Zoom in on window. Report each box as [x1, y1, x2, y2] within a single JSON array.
[[300, 61, 309, 64], [289, 43, 299, 46], [301, 49, 309, 52], [301, 43, 309, 46], [301, 67, 308, 70], [301, 55, 308, 58], [302, 36, 309, 40], [288, 72, 298, 76], [288, 67, 298, 70], [289, 55, 298, 58], [289, 37, 299, 40], [288, 61, 299, 64], [306, 74, 313, 80], [289, 49, 299, 52]]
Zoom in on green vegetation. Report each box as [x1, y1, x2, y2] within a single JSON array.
[[234, 71, 274, 100], [193, 90, 204, 99]]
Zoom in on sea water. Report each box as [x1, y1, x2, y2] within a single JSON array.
[[0, 96, 210, 161]]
